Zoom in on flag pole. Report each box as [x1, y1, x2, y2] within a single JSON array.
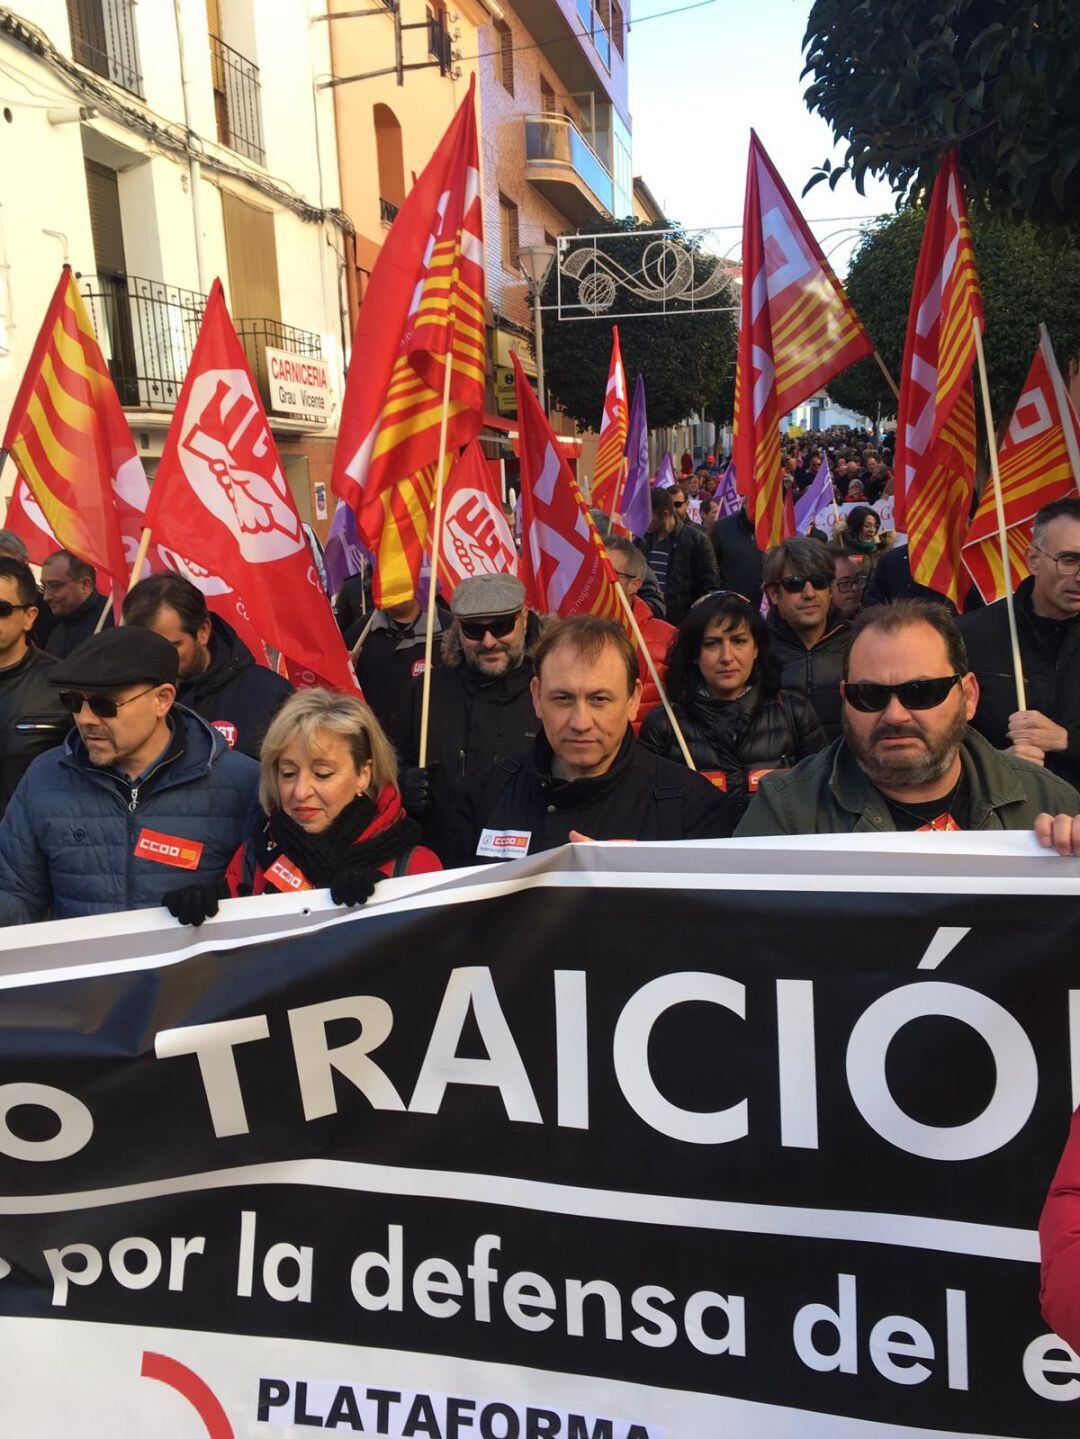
[[418, 353, 456, 768], [611, 579, 697, 772], [608, 455, 627, 532], [972, 318, 1027, 711], [873, 350, 900, 402], [349, 607, 378, 663], [1040, 323, 1080, 496], [92, 589, 113, 635]]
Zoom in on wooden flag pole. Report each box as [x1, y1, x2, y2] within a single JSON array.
[[109, 524, 155, 629], [418, 352, 456, 768], [972, 318, 1027, 712], [873, 350, 900, 402], [608, 455, 628, 532], [611, 578, 697, 772], [349, 606, 378, 663], [1040, 322, 1080, 496], [92, 589, 113, 635]]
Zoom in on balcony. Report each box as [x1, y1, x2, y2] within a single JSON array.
[[66, 0, 143, 97], [210, 33, 265, 166], [427, 15, 453, 73], [78, 275, 325, 424], [524, 115, 613, 225], [379, 196, 400, 228]]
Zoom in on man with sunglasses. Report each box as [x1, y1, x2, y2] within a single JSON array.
[[737, 600, 1079, 838], [399, 573, 541, 862], [763, 537, 850, 740], [960, 497, 1080, 790], [636, 487, 719, 625], [0, 627, 259, 926], [0, 557, 69, 818]]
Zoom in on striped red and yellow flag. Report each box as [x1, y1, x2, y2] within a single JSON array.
[[1, 267, 138, 602], [590, 326, 629, 517], [732, 132, 872, 550], [962, 333, 1080, 602], [332, 79, 485, 607], [893, 150, 984, 605]]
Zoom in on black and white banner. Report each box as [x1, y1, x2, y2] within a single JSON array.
[[2, 835, 1080, 1438]]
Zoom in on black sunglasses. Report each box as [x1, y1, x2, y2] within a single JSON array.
[[458, 614, 518, 642], [0, 600, 31, 618], [844, 674, 962, 713], [57, 686, 156, 719], [777, 574, 831, 593]]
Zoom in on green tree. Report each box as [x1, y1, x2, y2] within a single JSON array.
[[802, 0, 1080, 225], [538, 219, 737, 430], [825, 209, 1080, 424]]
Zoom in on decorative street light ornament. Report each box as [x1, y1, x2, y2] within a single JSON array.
[[556, 229, 740, 322]]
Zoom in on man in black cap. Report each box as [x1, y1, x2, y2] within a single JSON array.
[[399, 572, 541, 861], [0, 627, 259, 927]]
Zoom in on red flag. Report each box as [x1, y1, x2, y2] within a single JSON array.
[[145, 280, 353, 691], [733, 133, 873, 549], [962, 332, 1080, 601], [332, 79, 485, 606], [590, 326, 629, 516], [436, 439, 517, 595], [513, 354, 623, 621], [1, 267, 148, 610], [894, 150, 984, 604], [3, 476, 59, 565]]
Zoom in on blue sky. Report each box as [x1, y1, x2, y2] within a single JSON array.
[[627, 0, 896, 274]]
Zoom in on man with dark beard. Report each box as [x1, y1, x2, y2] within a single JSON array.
[[736, 600, 1080, 836]]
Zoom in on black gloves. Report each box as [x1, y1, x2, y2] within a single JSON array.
[[401, 763, 437, 818], [164, 876, 230, 927], [329, 868, 381, 908]]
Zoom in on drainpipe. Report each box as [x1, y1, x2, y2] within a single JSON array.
[[172, 0, 209, 293]]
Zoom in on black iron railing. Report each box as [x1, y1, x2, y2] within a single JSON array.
[[78, 274, 206, 410], [66, 0, 143, 97], [379, 196, 400, 227], [234, 318, 326, 423], [209, 33, 265, 166], [427, 15, 453, 72]]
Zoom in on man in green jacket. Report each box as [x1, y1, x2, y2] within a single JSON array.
[[737, 599, 1080, 839]]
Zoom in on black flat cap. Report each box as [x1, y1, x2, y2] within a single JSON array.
[[50, 628, 180, 690]]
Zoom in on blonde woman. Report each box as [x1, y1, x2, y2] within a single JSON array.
[[239, 688, 440, 903]]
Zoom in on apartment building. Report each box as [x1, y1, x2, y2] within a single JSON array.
[[0, 0, 349, 537]]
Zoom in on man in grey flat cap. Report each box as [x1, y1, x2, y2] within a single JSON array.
[[399, 573, 542, 862]]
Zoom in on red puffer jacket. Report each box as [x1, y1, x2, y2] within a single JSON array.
[[1040, 1106, 1080, 1350], [230, 782, 441, 896], [633, 596, 676, 735]]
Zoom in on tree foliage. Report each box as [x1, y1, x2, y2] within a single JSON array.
[[802, 0, 1080, 226], [538, 219, 737, 430], [826, 208, 1080, 423]]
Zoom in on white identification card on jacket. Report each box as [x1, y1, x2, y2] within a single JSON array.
[[476, 828, 532, 858]]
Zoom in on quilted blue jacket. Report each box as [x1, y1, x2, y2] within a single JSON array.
[[0, 705, 260, 926]]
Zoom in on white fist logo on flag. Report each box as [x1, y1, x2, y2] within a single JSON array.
[[443, 488, 517, 583], [177, 370, 304, 563]]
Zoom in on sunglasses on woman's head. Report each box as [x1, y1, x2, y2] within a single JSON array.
[[458, 613, 518, 642], [843, 675, 962, 713]]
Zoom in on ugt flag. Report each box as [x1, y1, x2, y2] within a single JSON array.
[[145, 280, 354, 691], [437, 438, 518, 596]]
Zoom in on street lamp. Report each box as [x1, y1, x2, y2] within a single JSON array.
[[518, 243, 556, 412]]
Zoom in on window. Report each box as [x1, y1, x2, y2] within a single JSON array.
[[612, 0, 625, 56], [499, 193, 519, 271], [427, 3, 452, 73], [540, 77, 556, 115], [374, 103, 406, 218], [495, 20, 513, 95], [221, 190, 281, 324], [67, 0, 143, 96], [594, 0, 611, 67]]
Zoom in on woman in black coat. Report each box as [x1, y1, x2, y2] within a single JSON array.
[[639, 591, 827, 820]]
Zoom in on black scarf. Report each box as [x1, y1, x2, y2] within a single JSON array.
[[258, 794, 424, 887]]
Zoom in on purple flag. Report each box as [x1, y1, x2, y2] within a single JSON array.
[[324, 499, 370, 596], [655, 452, 677, 490], [794, 454, 835, 535], [715, 460, 740, 518], [621, 375, 651, 537]]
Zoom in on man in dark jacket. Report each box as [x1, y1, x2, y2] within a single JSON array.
[[865, 543, 957, 610], [400, 573, 541, 861], [41, 551, 113, 657], [711, 501, 764, 609], [737, 600, 1079, 837], [0, 557, 70, 816], [763, 536, 850, 740], [959, 497, 1080, 789], [0, 529, 55, 649], [123, 573, 292, 758], [347, 596, 448, 751], [454, 614, 731, 863], [636, 488, 719, 624], [0, 628, 259, 926]]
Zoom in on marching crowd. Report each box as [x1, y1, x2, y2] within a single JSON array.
[[1, 428, 1079, 928]]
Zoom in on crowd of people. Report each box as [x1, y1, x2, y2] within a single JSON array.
[[1, 426, 1079, 928]]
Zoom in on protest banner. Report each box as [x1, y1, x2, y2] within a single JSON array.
[[1, 836, 1079, 1437]]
